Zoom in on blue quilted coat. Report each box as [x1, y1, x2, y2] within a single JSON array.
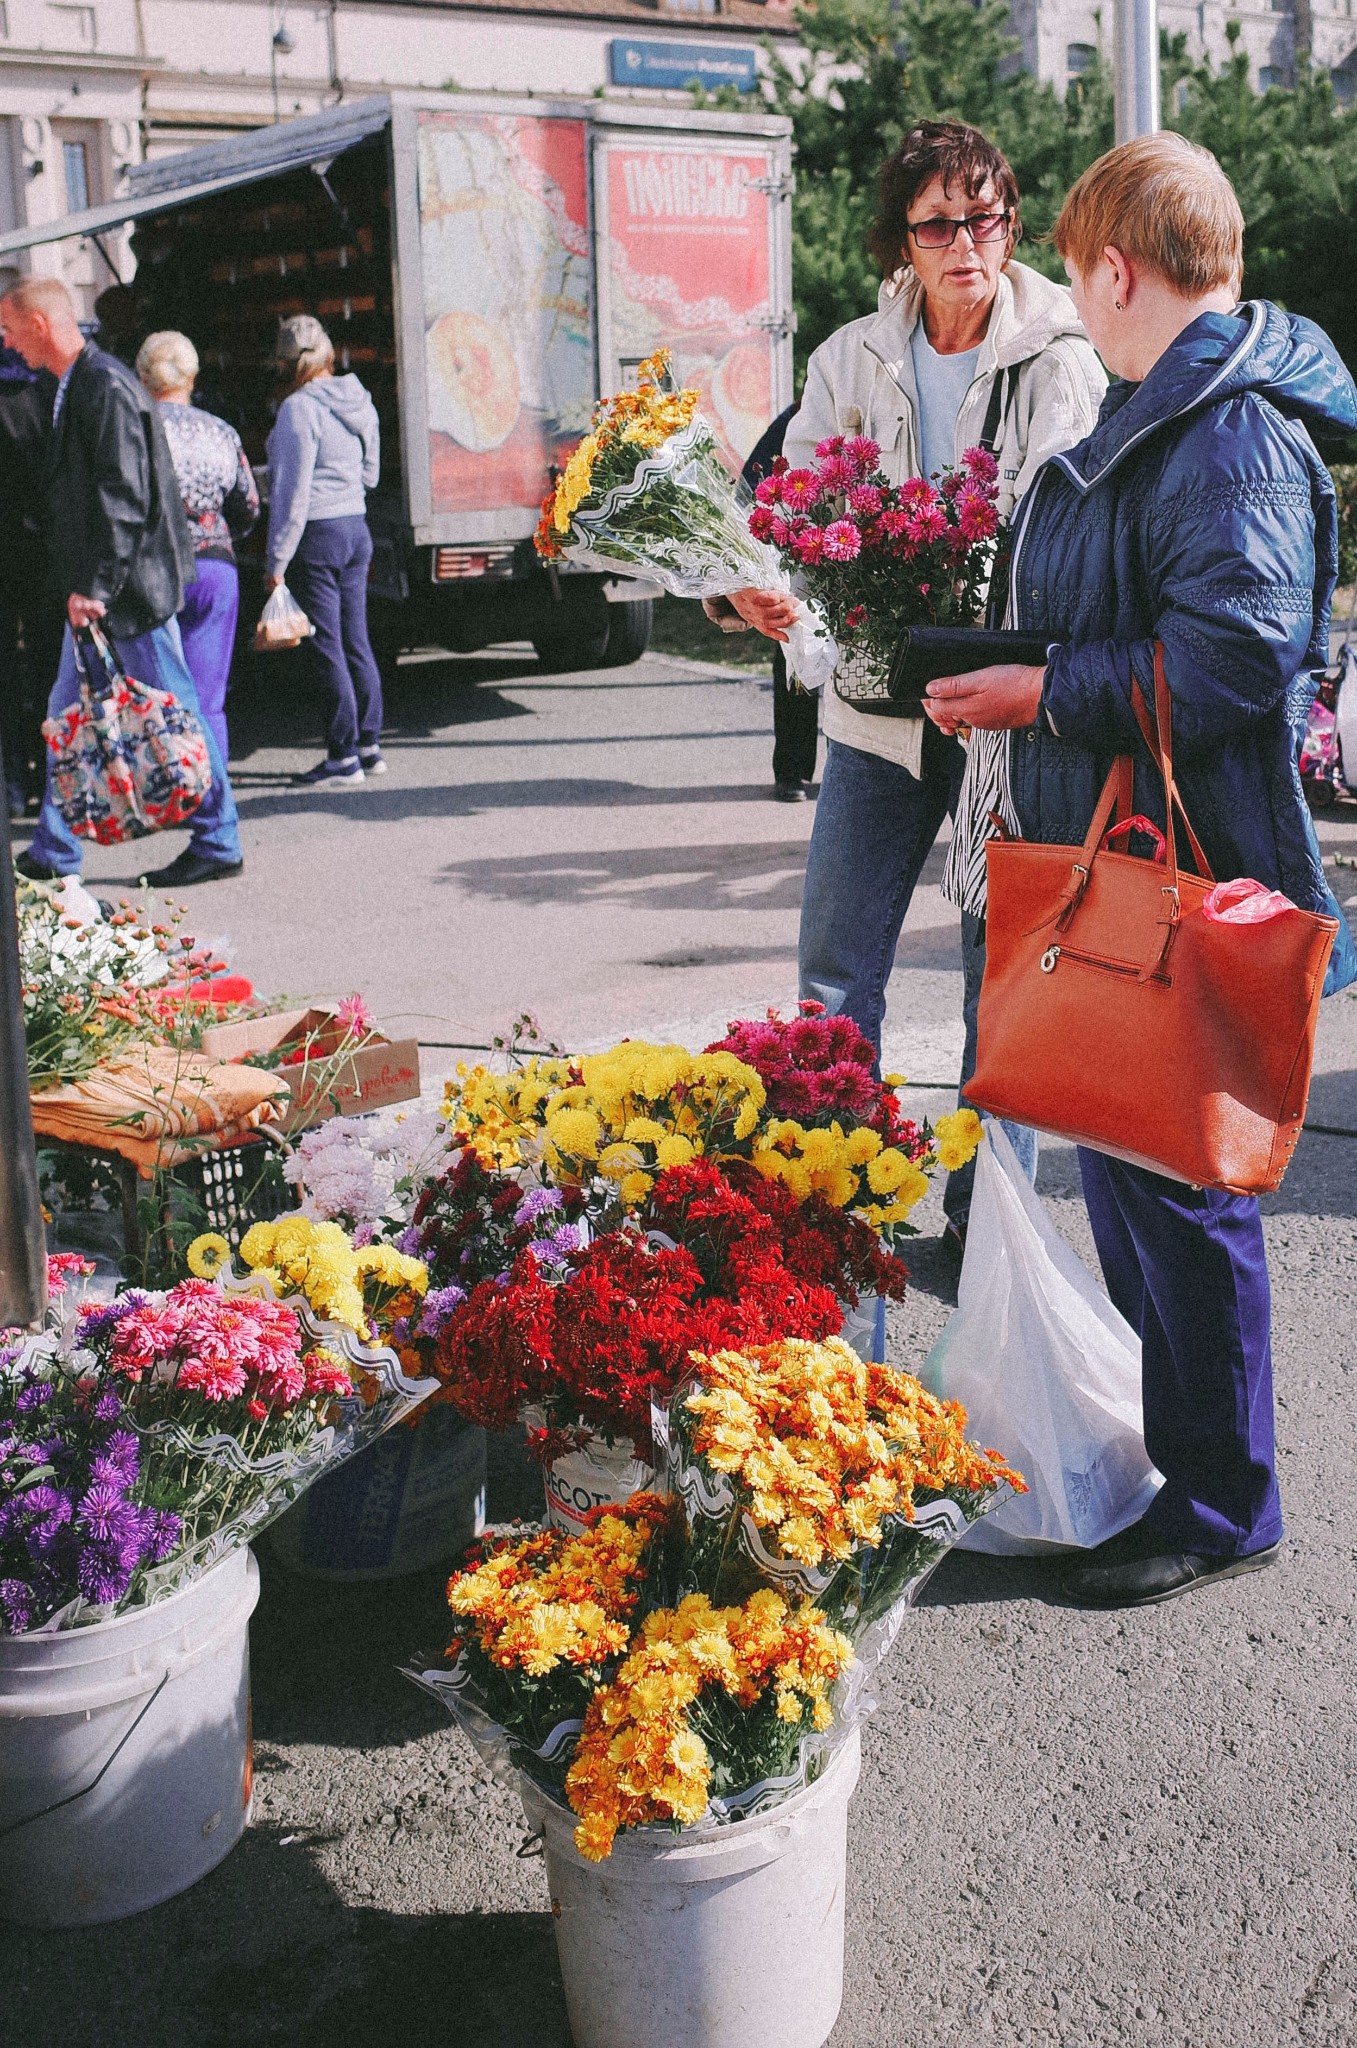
[[1008, 299, 1357, 994]]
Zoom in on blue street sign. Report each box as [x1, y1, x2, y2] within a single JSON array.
[[609, 38, 759, 93]]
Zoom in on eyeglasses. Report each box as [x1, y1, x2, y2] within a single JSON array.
[[906, 209, 1011, 250]]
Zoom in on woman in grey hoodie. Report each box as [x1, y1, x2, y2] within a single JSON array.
[[265, 314, 384, 786]]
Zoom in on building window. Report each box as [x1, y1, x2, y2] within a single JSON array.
[[62, 139, 90, 213], [1066, 41, 1098, 74], [47, 4, 96, 47], [1258, 64, 1284, 89]]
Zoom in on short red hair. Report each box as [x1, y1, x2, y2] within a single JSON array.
[[1054, 133, 1243, 297]]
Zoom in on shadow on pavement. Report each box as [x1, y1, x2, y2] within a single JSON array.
[[431, 837, 810, 915], [233, 778, 783, 822]]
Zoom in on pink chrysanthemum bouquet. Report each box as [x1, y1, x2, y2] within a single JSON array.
[[749, 436, 1004, 669]]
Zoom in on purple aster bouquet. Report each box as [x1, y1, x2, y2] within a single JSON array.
[[0, 1362, 180, 1634]]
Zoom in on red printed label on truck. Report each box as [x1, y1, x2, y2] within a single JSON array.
[[602, 140, 775, 470]]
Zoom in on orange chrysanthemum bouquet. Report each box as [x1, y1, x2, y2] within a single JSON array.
[[411, 1337, 1023, 1861]]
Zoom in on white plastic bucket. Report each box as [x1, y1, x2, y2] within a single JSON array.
[[267, 1400, 486, 1579], [0, 1545, 259, 1927], [542, 1433, 657, 1535], [521, 1725, 861, 2048]]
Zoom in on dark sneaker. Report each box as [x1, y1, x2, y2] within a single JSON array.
[[358, 747, 388, 776], [13, 851, 66, 883], [293, 757, 364, 788], [141, 850, 245, 888], [773, 779, 811, 802], [1064, 1528, 1281, 1610]]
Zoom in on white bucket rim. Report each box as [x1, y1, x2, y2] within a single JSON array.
[[0, 1549, 259, 1716], [522, 1722, 862, 1876]]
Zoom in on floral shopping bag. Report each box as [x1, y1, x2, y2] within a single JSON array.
[[42, 625, 212, 844]]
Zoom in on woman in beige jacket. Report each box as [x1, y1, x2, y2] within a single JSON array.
[[729, 120, 1105, 1247]]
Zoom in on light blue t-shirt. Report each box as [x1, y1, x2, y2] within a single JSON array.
[[909, 323, 982, 483]]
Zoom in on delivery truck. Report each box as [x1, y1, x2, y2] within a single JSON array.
[[0, 92, 794, 672]]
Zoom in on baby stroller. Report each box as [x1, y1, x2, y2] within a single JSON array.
[[1301, 614, 1357, 808]]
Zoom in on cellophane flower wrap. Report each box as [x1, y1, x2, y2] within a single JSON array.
[[0, 1224, 436, 1633], [750, 436, 1003, 669], [657, 1335, 1026, 1656], [412, 1339, 1026, 1861], [408, 1490, 856, 1862], [534, 349, 836, 690]]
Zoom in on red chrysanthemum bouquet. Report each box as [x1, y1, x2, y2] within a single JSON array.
[[748, 435, 1003, 670]]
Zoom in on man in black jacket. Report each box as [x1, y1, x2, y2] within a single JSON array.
[[0, 340, 60, 817], [1, 276, 242, 885]]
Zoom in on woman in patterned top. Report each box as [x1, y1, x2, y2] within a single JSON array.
[[136, 330, 258, 764]]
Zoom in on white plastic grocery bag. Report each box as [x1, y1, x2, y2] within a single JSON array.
[[921, 1123, 1162, 1553], [253, 582, 314, 651]]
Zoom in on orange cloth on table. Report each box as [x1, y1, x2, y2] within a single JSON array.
[[30, 1045, 290, 1174]]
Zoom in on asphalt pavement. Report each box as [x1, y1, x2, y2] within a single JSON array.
[[8, 637, 1357, 2048]]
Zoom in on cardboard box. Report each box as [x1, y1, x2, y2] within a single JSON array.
[[200, 1007, 421, 1131]]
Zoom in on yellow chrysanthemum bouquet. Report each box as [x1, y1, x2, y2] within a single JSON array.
[[533, 350, 835, 690], [442, 1008, 984, 1249], [662, 1335, 1026, 1640]]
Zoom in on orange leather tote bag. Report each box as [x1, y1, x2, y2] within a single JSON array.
[[966, 645, 1338, 1195]]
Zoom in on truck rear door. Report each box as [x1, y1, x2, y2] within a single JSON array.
[[590, 108, 794, 474], [391, 99, 596, 547]]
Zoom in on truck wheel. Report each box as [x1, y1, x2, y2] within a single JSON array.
[[533, 618, 611, 672], [597, 599, 653, 668]]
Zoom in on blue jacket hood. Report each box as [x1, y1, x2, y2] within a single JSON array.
[[1061, 303, 1357, 490]]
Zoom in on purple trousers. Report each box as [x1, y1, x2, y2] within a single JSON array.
[[1079, 1148, 1282, 1558], [177, 556, 240, 764]]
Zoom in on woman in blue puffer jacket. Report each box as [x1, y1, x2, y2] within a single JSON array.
[[924, 133, 1356, 1612]]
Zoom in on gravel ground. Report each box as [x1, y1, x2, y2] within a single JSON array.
[[7, 640, 1357, 2048]]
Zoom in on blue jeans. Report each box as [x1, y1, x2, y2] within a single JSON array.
[[30, 619, 242, 874], [799, 729, 965, 1053], [944, 908, 1039, 1228], [286, 516, 384, 763], [1081, 1148, 1281, 1556], [177, 557, 240, 765]]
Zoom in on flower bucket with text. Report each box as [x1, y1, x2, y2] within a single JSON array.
[[267, 1400, 486, 1579]]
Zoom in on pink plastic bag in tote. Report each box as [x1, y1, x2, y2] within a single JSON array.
[[42, 625, 212, 845]]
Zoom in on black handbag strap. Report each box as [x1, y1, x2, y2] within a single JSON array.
[[977, 366, 1016, 453], [72, 622, 126, 700]]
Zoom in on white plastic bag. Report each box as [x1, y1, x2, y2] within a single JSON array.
[[253, 582, 314, 651], [921, 1124, 1162, 1553]]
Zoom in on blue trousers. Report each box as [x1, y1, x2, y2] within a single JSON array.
[[799, 730, 965, 1052], [177, 557, 240, 765], [30, 619, 242, 874], [286, 515, 384, 763], [1080, 1148, 1282, 1557], [945, 907, 1039, 1228]]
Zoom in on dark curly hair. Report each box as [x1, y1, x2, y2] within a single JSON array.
[[866, 121, 1021, 278]]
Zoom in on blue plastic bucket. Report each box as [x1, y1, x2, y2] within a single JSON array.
[[267, 1401, 486, 1579]]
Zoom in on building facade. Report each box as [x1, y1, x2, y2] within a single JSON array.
[[1, 0, 1355, 308]]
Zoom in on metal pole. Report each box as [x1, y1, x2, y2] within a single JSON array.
[[1114, 0, 1161, 143], [0, 735, 48, 1330]]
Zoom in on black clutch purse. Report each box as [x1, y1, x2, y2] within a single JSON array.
[[836, 626, 1051, 718]]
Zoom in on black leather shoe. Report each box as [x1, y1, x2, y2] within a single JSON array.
[[13, 851, 64, 883], [140, 850, 244, 888], [1064, 1535, 1281, 1609], [772, 779, 811, 802]]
